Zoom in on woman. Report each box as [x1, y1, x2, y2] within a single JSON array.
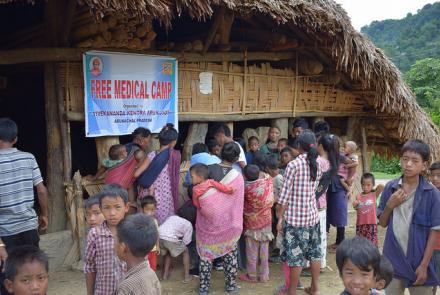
[[196, 142, 244, 294], [260, 126, 281, 158], [135, 123, 180, 224]]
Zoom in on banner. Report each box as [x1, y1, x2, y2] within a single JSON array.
[[83, 51, 178, 137]]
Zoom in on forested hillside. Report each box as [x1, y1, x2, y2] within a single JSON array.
[[361, 2, 440, 72]]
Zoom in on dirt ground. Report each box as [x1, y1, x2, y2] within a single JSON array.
[[48, 183, 390, 295]]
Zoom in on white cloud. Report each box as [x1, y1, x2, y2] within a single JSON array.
[[335, 0, 436, 30]]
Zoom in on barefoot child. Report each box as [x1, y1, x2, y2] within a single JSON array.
[[158, 205, 196, 283], [3, 246, 49, 295], [84, 195, 105, 229], [378, 140, 440, 294], [140, 196, 160, 272], [115, 214, 161, 295], [277, 131, 323, 295], [336, 237, 381, 295], [239, 164, 274, 283], [84, 184, 129, 295], [353, 173, 380, 246]]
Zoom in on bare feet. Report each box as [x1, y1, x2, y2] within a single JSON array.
[[182, 275, 194, 284], [305, 287, 320, 295]]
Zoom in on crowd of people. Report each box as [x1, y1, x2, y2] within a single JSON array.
[[1, 116, 440, 295]]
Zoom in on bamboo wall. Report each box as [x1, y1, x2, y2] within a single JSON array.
[[62, 61, 365, 117]]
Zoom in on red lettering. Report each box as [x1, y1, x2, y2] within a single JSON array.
[[135, 81, 139, 98], [91, 80, 96, 99], [121, 80, 126, 99], [114, 80, 121, 98], [167, 82, 172, 99], [151, 81, 156, 99]]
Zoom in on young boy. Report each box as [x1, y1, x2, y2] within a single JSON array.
[[207, 138, 221, 159], [371, 255, 394, 295], [190, 163, 233, 208], [277, 138, 288, 153], [140, 196, 160, 272], [378, 140, 440, 294], [4, 245, 49, 295], [158, 205, 196, 283], [84, 195, 105, 229], [84, 184, 129, 295], [115, 213, 161, 295], [245, 136, 260, 165], [430, 161, 440, 295], [336, 237, 381, 295]]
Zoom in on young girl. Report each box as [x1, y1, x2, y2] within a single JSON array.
[[245, 136, 260, 165], [239, 164, 274, 283], [353, 173, 380, 246], [260, 126, 281, 157], [277, 130, 323, 295]]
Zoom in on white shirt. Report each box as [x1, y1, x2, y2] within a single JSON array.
[[233, 141, 247, 172]]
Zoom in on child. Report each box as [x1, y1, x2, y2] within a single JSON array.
[[190, 163, 234, 208], [140, 196, 160, 272], [371, 255, 394, 295], [84, 195, 104, 229], [353, 173, 379, 246], [276, 130, 323, 295], [336, 237, 381, 295], [206, 138, 221, 159], [158, 205, 196, 283], [277, 138, 288, 153], [261, 126, 281, 156], [115, 214, 161, 295], [378, 140, 440, 294], [339, 141, 358, 191], [279, 147, 294, 174], [239, 164, 274, 283], [4, 245, 49, 295], [266, 155, 284, 262], [430, 161, 440, 295], [245, 136, 260, 165], [86, 144, 128, 181], [84, 184, 129, 295], [287, 137, 301, 158]]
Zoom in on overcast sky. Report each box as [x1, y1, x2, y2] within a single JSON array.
[[335, 0, 437, 30]]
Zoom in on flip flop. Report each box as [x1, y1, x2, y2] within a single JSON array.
[[239, 273, 258, 283]]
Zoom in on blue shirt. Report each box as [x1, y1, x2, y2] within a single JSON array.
[[378, 176, 440, 287], [185, 153, 221, 186], [245, 151, 254, 165]]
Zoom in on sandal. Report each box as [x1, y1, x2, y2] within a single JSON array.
[[239, 273, 258, 283]]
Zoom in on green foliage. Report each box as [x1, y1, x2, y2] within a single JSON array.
[[361, 2, 440, 72], [371, 154, 401, 175], [405, 58, 440, 127]]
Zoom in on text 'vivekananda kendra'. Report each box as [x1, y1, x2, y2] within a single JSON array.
[[90, 79, 173, 100]]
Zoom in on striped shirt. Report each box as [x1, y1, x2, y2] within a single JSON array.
[[116, 260, 161, 295], [0, 148, 43, 236], [278, 153, 323, 227]]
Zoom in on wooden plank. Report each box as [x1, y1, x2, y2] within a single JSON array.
[[0, 48, 297, 64], [66, 111, 369, 122], [203, 7, 224, 54]]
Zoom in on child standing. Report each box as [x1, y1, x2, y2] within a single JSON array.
[[239, 164, 274, 283], [245, 136, 260, 165], [378, 140, 440, 294], [115, 214, 161, 295], [158, 205, 196, 283], [140, 196, 160, 272], [190, 163, 234, 208], [84, 184, 129, 295], [3, 246, 49, 295], [353, 173, 379, 246], [84, 195, 105, 229], [277, 131, 323, 295], [336, 237, 381, 295], [430, 161, 440, 295]]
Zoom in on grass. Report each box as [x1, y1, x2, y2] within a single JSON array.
[[372, 171, 401, 180]]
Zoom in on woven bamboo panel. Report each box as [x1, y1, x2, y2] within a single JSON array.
[[60, 62, 85, 113], [179, 62, 364, 114]]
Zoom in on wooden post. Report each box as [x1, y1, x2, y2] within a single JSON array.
[[271, 118, 289, 139], [227, 122, 234, 136], [95, 137, 120, 169], [182, 123, 208, 161], [361, 127, 369, 173]]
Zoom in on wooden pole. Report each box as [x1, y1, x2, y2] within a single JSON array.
[[292, 52, 299, 117], [241, 50, 247, 115], [182, 123, 208, 161], [361, 126, 369, 173], [203, 7, 224, 54]]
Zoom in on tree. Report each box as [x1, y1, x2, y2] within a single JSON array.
[[405, 58, 440, 126]]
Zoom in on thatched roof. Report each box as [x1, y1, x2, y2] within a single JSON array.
[[3, 0, 440, 158]]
